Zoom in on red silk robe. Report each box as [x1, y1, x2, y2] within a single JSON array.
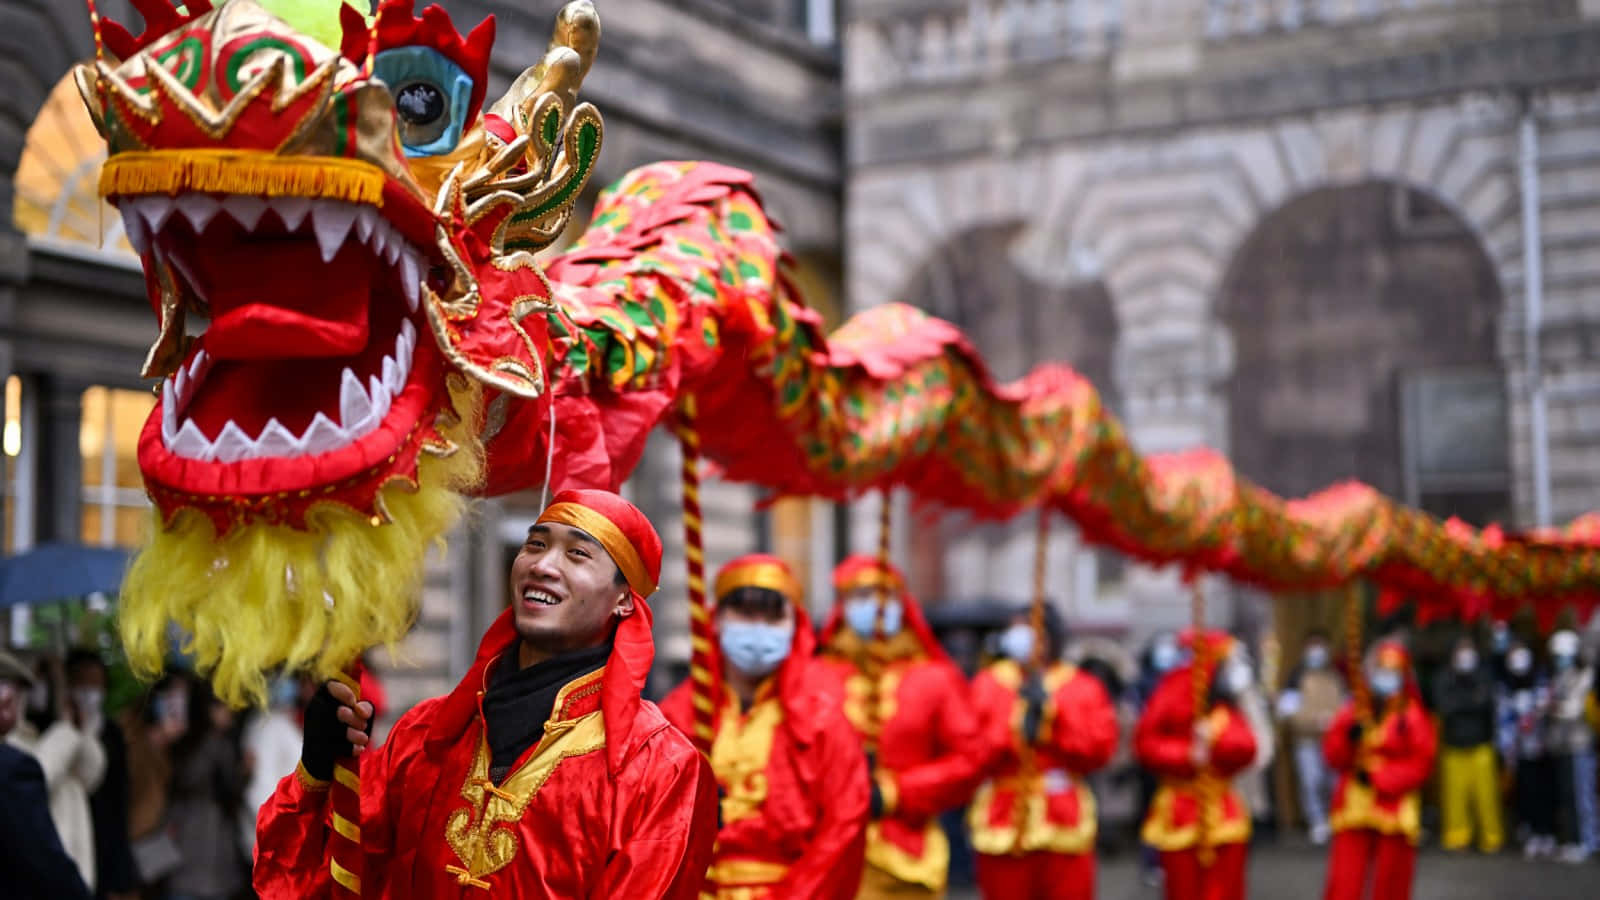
[[1321, 696, 1437, 900], [254, 608, 718, 898], [812, 630, 985, 894], [1135, 666, 1257, 858], [660, 655, 869, 899], [967, 660, 1119, 860]]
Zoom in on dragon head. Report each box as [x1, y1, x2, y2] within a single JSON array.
[[79, 0, 604, 701]]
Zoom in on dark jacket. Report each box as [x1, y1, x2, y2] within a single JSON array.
[[1433, 666, 1497, 748], [89, 719, 139, 896], [0, 742, 93, 900]]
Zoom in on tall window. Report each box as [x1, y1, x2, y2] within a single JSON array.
[[80, 386, 155, 548], [1400, 369, 1511, 527]]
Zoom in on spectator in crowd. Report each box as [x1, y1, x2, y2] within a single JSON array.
[[165, 679, 247, 900], [1277, 630, 1347, 845], [1432, 635, 1503, 853], [8, 653, 106, 890], [0, 648, 92, 899], [122, 674, 186, 891], [1230, 641, 1277, 839], [1496, 640, 1556, 858], [240, 676, 306, 856], [1545, 629, 1596, 863], [65, 649, 139, 900]]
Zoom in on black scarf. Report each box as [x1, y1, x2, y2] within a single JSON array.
[[482, 641, 611, 784]]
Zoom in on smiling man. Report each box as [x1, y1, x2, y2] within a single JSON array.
[[254, 489, 718, 897]]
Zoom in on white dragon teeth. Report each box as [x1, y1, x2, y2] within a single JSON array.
[[313, 201, 361, 263], [120, 207, 152, 256], [161, 337, 416, 463], [272, 196, 311, 231], [128, 195, 177, 232], [399, 249, 421, 312], [171, 419, 214, 461], [221, 196, 268, 230], [176, 194, 221, 231]]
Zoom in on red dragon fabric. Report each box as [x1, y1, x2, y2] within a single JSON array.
[[74, 0, 1600, 706]]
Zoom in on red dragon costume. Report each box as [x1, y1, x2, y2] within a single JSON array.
[[254, 489, 719, 896], [73, 0, 1600, 711], [1320, 641, 1437, 900], [659, 554, 869, 900], [967, 656, 1119, 900], [1136, 630, 1258, 900], [813, 554, 984, 898]]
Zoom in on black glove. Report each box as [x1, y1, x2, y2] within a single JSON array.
[[1021, 676, 1047, 744], [1346, 721, 1364, 747], [300, 683, 370, 782], [869, 781, 885, 819]]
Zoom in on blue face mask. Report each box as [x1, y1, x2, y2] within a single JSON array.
[[269, 677, 299, 709], [999, 624, 1035, 663], [719, 621, 794, 678], [844, 598, 902, 639], [1371, 670, 1403, 698], [1151, 642, 1180, 673]]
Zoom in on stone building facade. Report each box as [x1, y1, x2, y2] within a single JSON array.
[[845, 0, 1600, 641]]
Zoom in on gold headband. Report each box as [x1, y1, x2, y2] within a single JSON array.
[[837, 569, 902, 593], [536, 502, 657, 596], [715, 562, 801, 606]]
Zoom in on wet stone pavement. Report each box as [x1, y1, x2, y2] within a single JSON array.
[[948, 841, 1599, 899]]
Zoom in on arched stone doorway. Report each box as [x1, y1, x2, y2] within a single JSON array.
[[896, 222, 1122, 610], [1221, 181, 1508, 525]]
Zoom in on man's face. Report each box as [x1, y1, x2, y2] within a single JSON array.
[[0, 679, 21, 735], [509, 523, 633, 657], [715, 596, 795, 631]]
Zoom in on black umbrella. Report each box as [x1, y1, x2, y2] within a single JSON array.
[[0, 541, 129, 606]]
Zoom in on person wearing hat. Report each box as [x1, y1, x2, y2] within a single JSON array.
[[1545, 628, 1597, 863], [660, 554, 870, 898], [966, 606, 1118, 900], [254, 489, 719, 897], [1320, 640, 1437, 900], [0, 648, 92, 899], [814, 555, 986, 899], [1135, 629, 1259, 900]]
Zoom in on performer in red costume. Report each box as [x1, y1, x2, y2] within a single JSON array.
[[660, 554, 869, 899], [254, 489, 718, 897], [1136, 629, 1259, 900], [814, 555, 985, 899], [1321, 640, 1437, 900], [968, 607, 1119, 900]]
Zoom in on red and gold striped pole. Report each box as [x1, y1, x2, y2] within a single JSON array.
[[1189, 573, 1216, 867], [329, 671, 364, 896], [678, 396, 715, 758], [866, 488, 894, 756], [1346, 580, 1371, 725], [1028, 508, 1049, 676]]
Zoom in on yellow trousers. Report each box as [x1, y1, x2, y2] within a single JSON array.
[[857, 864, 944, 900], [1439, 744, 1503, 852]]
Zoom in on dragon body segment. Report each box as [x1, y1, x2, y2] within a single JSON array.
[[77, 0, 1597, 703]]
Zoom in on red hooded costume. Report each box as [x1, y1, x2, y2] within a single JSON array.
[[660, 554, 869, 899], [813, 555, 984, 897], [254, 490, 718, 898], [968, 654, 1119, 900], [1321, 640, 1437, 900], [1135, 629, 1258, 900]]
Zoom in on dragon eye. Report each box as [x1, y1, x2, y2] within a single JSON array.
[[372, 47, 475, 157], [395, 81, 449, 145]]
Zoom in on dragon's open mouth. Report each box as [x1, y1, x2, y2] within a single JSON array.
[[121, 189, 445, 497]]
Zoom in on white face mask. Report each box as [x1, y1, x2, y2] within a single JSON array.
[[1454, 649, 1478, 673], [1371, 670, 1403, 698], [1222, 661, 1253, 696], [72, 689, 104, 721], [998, 624, 1035, 664], [844, 598, 902, 639], [1507, 647, 1532, 676], [1151, 641, 1180, 673], [1304, 646, 1329, 669]]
